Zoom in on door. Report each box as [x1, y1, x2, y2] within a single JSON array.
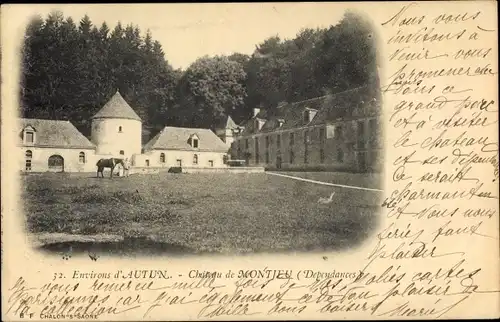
[[48, 155, 64, 172]]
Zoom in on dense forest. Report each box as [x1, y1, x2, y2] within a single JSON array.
[[21, 10, 379, 140]]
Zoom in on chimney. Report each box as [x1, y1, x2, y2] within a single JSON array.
[[253, 108, 260, 117]]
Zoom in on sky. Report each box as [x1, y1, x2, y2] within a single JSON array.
[[2, 3, 368, 70]]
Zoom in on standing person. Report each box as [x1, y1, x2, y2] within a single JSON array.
[[123, 157, 131, 177]]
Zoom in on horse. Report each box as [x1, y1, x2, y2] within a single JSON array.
[[96, 158, 125, 178]]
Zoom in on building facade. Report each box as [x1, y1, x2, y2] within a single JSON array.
[[230, 83, 383, 173], [19, 91, 229, 173], [136, 126, 229, 168]]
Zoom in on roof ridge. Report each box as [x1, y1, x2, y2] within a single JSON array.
[[289, 83, 372, 107]]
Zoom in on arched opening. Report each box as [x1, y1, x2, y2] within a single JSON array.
[[48, 155, 64, 172]]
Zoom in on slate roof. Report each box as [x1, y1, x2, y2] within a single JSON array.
[[143, 126, 228, 152], [239, 83, 381, 135], [309, 83, 381, 126], [19, 118, 95, 149], [92, 90, 142, 121]]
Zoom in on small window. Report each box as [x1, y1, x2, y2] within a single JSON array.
[[245, 139, 249, 149], [276, 134, 281, 149], [193, 139, 199, 148], [118, 126, 123, 133], [145, 159, 150, 167], [335, 126, 343, 139], [304, 150, 308, 164], [26, 150, 33, 158], [25, 159, 32, 171], [160, 153, 165, 163], [79, 152, 86, 164], [265, 151, 269, 163], [209, 160, 214, 167], [319, 128, 325, 144], [265, 136, 270, 148], [304, 130, 309, 145], [176, 159, 182, 167], [193, 154, 198, 165], [337, 148, 344, 163], [25, 132, 34, 143], [303, 111, 310, 123], [290, 132, 294, 145], [320, 148, 325, 163], [119, 150, 124, 155], [289, 150, 294, 164]]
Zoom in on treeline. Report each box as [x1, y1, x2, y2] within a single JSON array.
[[21, 10, 378, 139]]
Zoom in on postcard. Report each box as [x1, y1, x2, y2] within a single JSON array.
[[1, 1, 499, 320]]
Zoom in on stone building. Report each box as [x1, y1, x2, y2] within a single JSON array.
[[230, 83, 383, 172], [19, 90, 229, 173], [136, 126, 230, 168], [19, 118, 97, 172]]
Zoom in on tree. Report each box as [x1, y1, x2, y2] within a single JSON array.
[[178, 56, 247, 128]]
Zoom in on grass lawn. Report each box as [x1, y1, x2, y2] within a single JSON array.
[[22, 171, 382, 255]]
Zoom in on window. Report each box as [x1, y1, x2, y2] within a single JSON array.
[[176, 159, 182, 167], [189, 135, 200, 148], [289, 150, 294, 164], [357, 121, 365, 149], [255, 138, 260, 163], [337, 148, 344, 163], [290, 132, 294, 146], [265, 151, 269, 163], [193, 154, 198, 165], [26, 150, 33, 171], [265, 136, 270, 149], [118, 126, 123, 133], [335, 126, 343, 139], [119, 150, 125, 155], [25, 132, 34, 143], [320, 148, 325, 163], [160, 153, 165, 163], [369, 119, 377, 136], [319, 128, 325, 145], [209, 160, 214, 167], [245, 139, 249, 149], [369, 119, 378, 145], [276, 134, 281, 149], [79, 152, 86, 164], [304, 130, 309, 164], [146, 159, 150, 167], [303, 110, 310, 123]]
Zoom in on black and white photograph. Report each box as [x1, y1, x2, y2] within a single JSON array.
[[16, 4, 383, 258]]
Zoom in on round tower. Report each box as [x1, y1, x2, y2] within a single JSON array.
[[91, 90, 142, 158]]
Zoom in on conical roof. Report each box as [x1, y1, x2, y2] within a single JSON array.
[[92, 90, 141, 121]]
